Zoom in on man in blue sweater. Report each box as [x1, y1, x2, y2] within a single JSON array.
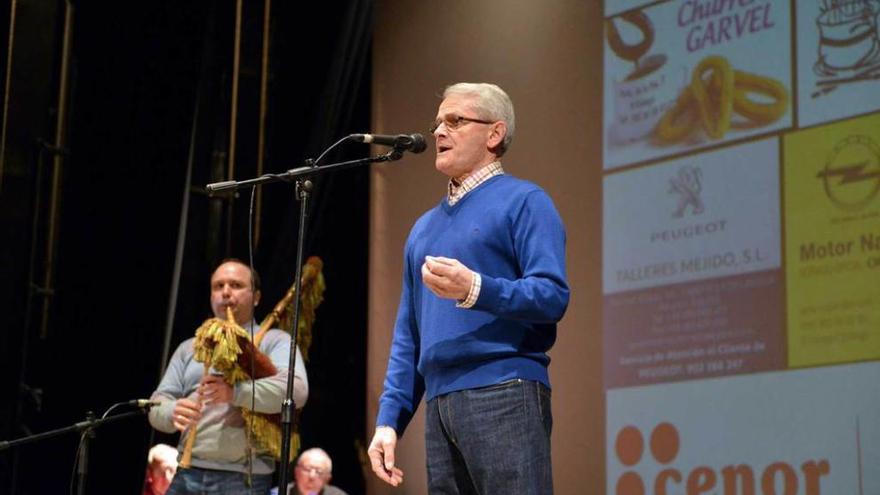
[[367, 82, 569, 494]]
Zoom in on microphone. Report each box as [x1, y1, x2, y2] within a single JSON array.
[[205, 181, 238, 194], [350, 133, 427, 153], [129, 399, 161, 408]]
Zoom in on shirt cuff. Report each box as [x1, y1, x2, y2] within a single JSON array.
[[456, 271, 481, 308]]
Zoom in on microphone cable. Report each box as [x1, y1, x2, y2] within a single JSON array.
[[313, 135, 351, 166], [246, 184, 258, 493]]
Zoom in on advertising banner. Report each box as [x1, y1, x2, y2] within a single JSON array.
[[604, 0, 792, 169], [796, 0, 880, 128], [603, 138, 781, 294], [784, 113, 880, 367], [607, 362, 880, 495]]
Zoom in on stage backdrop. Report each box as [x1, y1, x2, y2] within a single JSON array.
[[371, 1, 879, 494], [368, 1, 602, 493]]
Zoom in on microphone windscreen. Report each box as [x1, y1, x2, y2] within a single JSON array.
[[409, 134, 427, 153]]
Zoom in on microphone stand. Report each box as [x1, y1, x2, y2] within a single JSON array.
[[0, 408, 149, 495], [205, 149, 403, 194], [206, 148, 405, 492]]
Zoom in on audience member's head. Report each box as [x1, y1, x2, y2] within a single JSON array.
[[143, 443, 178, 495], [293, 447, 333, 495]]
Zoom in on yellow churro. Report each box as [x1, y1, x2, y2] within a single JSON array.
[[731, 70, 790, 125], [690, 55, 734, 140], [655, 89, 700, 144]]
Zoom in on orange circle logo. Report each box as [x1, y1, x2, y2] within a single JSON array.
[[615, 423, 682, 494], [616, 471, 645, 495], [615, 425, 644, 466], [650, 422, 680, 464]]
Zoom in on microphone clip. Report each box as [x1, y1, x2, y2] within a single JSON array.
[[385, 149, 404, 162]]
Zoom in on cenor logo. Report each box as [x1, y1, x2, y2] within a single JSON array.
[[615, 423, 679, 495], [613, 423, 831, 495]]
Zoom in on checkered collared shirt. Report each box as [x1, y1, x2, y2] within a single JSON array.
[[447, 161, 505, 206], [446, 161, 504, 308]]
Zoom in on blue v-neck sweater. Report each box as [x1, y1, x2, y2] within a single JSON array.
[[377, 174, 570, 435]]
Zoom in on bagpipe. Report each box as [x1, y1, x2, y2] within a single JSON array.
[[180, 256, 325, 467]]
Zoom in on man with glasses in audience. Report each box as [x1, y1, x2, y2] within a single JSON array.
[[367, 82, 569, 494], [272, 448, 347, 495]]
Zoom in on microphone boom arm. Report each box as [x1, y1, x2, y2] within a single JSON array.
[[0, 409, 147, 452], [206, 150, 402, 194]]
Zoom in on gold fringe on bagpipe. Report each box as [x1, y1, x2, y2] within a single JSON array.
[[266, 256, 325, 361], [243, 410, 300, 462], [193, 315, 253, 384]]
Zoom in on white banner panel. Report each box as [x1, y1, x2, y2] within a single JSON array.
[[603, 0, 793, 170], [603, 138, 781, 294], [796, 1, 880, 128], [606, 361, 880, 495]]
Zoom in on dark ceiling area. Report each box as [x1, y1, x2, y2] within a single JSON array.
[[0, 1, 372, 493]]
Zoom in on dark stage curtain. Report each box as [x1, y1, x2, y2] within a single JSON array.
[[0, 1, 371, 493]]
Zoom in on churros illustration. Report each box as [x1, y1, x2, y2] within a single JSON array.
[[655, 55, 789, 144], [655, 89, 699, 143], [691, 56, 735, 140], [731, 71, 789, 125]]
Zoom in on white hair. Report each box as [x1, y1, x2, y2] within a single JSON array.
[[443, 82, 515, 156], [298, 447, 333, 473], [147, 443, 178, 466]]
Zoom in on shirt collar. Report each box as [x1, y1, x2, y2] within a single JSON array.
[[447, 161, 504, 206]]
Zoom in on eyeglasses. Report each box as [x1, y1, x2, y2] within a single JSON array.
[[296, 464, 330, 477], [430, 114, 495, 133]]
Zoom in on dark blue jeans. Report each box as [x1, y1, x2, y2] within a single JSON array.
[[166, 466, 272, 495], [425, 379, 553, 495]]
